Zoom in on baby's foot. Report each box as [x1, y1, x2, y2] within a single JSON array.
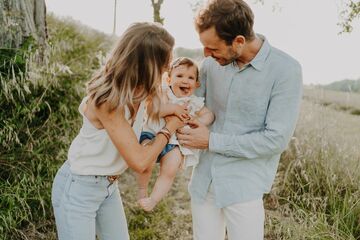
[[138, 197, 158, 212], [137, 188, 148, 200]]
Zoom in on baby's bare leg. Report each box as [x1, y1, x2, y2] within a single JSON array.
[[139, 147, 183, 211], [136, 140, 156, 200]]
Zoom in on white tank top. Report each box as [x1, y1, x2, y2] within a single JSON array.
[[68, 96, 145, 175]]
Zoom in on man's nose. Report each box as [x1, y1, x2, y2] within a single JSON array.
[[203, 48, 211, 57]]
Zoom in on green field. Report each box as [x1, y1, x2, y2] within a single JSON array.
[[1, 16, 359, 239]]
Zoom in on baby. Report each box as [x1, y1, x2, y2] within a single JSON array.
[[137, 57, 215, 211]]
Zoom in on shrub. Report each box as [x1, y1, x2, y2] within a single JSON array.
[[0, 15, 113, 239]]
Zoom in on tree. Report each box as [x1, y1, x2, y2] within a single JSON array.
[[150, 0, 164, 24], [0, 0, 47, 49], [338, 0, 360, 33], [113, 0, 117, 35]]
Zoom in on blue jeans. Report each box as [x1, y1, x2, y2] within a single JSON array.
[[51, 162, 129, 240]]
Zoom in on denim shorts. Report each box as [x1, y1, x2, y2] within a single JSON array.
[[140, 131, 177, 162]]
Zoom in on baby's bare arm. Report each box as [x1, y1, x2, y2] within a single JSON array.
[[194, 106, 215, 126], [159, 96, 189, 121], [159, 103, 180, 117]]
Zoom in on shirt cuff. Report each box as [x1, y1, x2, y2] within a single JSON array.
[[209, 132, 221, 153]]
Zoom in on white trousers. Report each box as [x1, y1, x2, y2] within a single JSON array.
[[191, 184, 264, 240]]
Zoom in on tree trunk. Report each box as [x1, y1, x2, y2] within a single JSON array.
[[151, 0, 164, 25], [0, 0, 47, 49]]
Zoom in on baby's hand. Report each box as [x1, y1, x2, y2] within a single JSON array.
[[173, 103, 190, 122]]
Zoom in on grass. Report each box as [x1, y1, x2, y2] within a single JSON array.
[[1, 15, 359, 239], [304, 86, 360, 115], [264, 100, 360, 239], [0, 15, 113, 239], [350, 109, 360, 116], [120, 168, 193, 240]]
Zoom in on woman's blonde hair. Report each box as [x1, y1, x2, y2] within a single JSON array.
[[86, 22, 174, 120]]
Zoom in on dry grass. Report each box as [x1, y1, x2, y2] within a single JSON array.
[[304, 86, 360, 115], [2, 14, 359, 239], [264, 97, 360, 239], [119, 167, 193, 240], [124, 91, 360, 239]]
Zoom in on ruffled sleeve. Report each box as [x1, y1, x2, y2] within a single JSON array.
[[189, 95, 205, 114]]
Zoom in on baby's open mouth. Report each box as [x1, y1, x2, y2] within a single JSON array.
[[179, 86, 190, 94]]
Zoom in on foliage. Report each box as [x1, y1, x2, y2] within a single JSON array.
[[119, 168, 193, 240], [0, 15, 113, 239], [0, 37, 36, 76], [150, 0, 164, 24], [339, 0, 360, 33], [254, 0, 360, 33], [1, 8, 360, 240], [265, 99, 360, 240]]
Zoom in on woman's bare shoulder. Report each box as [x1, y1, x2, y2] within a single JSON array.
[[84, 98, 126, 129]]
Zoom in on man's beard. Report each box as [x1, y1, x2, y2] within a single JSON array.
[[218, 48, 240, 66]]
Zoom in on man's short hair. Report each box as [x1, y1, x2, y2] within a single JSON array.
[[195, 0, 255, 45]]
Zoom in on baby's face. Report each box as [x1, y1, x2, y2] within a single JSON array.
[[168, 65, 198, 98]]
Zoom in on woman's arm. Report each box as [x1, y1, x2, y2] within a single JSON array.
[[95, 101, 183, 173]]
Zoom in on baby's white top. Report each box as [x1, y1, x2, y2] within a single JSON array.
[[143, 85, 204, 141]]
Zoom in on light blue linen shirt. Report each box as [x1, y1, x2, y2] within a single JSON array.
[[189, 35, 303, 208]]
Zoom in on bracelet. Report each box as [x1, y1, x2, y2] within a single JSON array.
[[161, 127, 171, 136], [157, 131, 170, 143], [157, 127, 172, 143]]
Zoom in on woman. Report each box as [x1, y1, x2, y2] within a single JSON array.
[[51, 22, 183, 240]]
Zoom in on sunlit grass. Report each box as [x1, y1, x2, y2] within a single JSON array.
[[304, 87, 360, 115], [1, 15, 359, 240], [0, 15, 113, 239], [265, 100, 360, 240]]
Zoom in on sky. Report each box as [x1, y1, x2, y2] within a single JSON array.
[[45, 0, 360, 85]]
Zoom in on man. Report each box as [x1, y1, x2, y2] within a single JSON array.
[[176, 0, 303, 239]]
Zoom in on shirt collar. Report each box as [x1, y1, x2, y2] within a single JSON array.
[[248, 34, 271, 71]]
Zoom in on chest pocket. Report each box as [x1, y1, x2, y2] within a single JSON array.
[[227, 75, 270, 128]]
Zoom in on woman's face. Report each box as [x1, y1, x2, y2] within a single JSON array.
[[168, 65, 199, 98]]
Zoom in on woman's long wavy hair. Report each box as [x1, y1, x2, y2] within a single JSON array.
[[86, 22, 174, 121]]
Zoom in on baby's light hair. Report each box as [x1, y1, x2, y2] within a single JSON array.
[[168, 57, 199, 82]]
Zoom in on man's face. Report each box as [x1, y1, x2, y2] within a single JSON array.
[[199, 27, 240, 66]]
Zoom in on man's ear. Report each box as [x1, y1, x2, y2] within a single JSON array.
[[232, 35, 246, 50]]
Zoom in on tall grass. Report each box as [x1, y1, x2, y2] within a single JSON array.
[[304, 87, 360, 115], [0, 15, 113, 239], [265, 100, 360, 239], [1, 14, 359, 240]]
